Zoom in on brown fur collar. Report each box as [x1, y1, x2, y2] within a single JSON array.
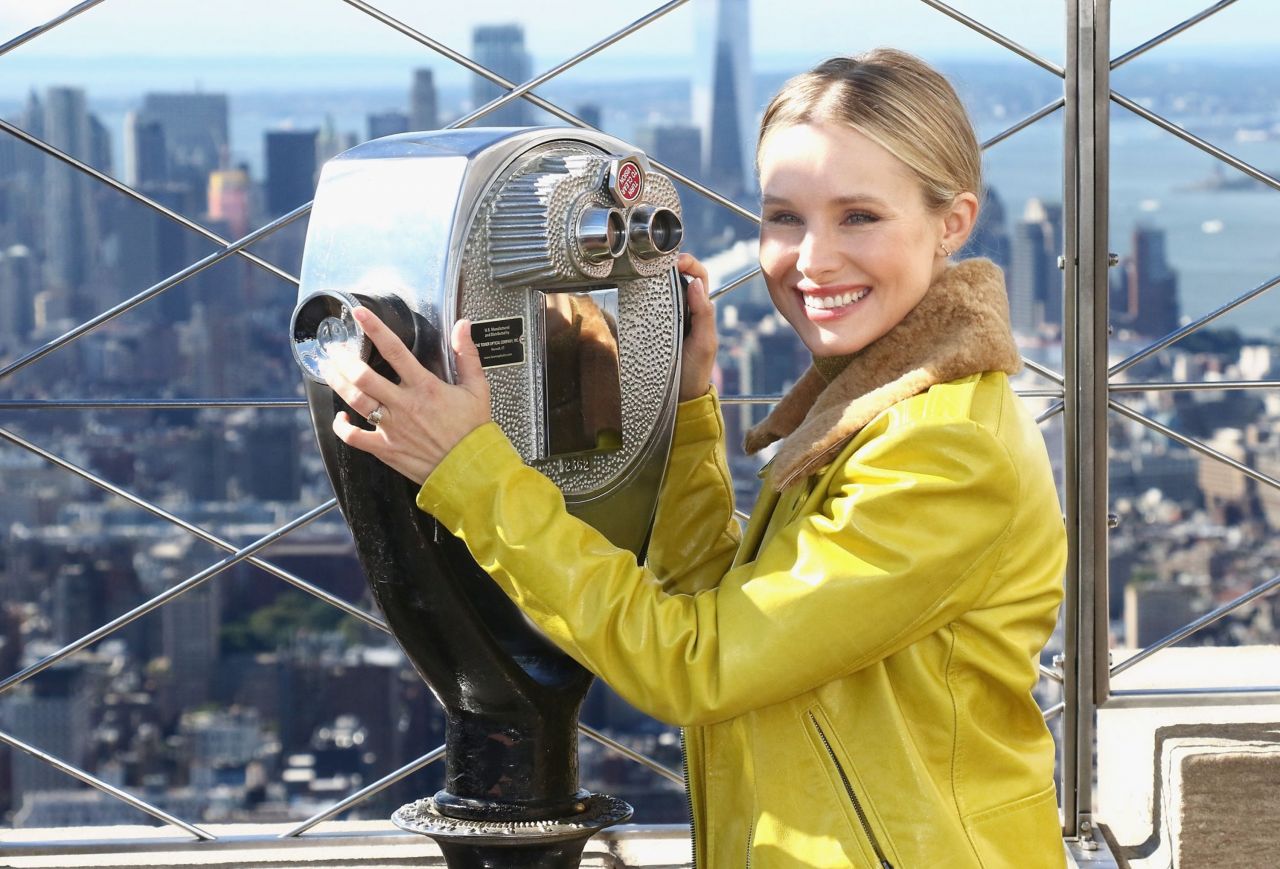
[[744, 258, 1021, 490]]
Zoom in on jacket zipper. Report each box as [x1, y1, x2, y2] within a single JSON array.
[[745, 817, 754, 868], [680, 727, 697, 869], [808, 711, 894, 869]]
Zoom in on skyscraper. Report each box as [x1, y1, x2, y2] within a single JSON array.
[[635, 123, 709, 251], [575, 103, 602, 131], [264, 129, 319, 218], [367, 110, 409, 141], [693, 0, 753, 203], [208, 168, 252, 240], [18, 90, 45, 187], [0, 244, 36, 347], [123, 111, 167, 188], [139, 92, 229, 186], [42, 87, 96, 303], [962, 185, 1012, 272], [1007, 198, 1062, 336], [1, 663, 93, 809], [471, 24, 533, 127], [1128, 224, 1181, 338], [410, 68, 439, 131], [161, 579, 221, 719]]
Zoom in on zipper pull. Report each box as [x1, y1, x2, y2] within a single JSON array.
[[756, 455, 775, 480]]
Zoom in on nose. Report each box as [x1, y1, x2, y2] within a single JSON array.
[[795, 225, 842, 283]]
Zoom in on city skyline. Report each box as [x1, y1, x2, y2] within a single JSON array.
[[3, 0, 1279, 98], [4, 2, 1280, 839]]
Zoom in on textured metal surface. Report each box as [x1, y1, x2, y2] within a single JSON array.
[[460, 140, 681, 498], [394, 794, 633, 844], [489, 151, 616, 285]]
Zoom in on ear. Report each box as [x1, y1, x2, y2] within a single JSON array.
[[939, 191, 980, 253]]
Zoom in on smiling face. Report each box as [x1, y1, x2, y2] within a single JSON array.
[[758, 121, 972, 357]]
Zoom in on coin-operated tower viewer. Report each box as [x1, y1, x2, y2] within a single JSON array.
[[290, 127, 687, 869]]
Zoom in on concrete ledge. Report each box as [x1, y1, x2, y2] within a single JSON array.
[[1174, 726, 1280, 869], [0, 821, 1125, 868], [0, 822, 697, 868]]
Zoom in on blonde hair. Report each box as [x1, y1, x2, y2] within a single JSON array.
[[757, 49, 982, 212]]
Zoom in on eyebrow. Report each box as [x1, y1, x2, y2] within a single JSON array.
[[760, 193, 891, 209]]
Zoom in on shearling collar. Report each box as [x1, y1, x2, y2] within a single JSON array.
[[744, 258, 1021, 491]]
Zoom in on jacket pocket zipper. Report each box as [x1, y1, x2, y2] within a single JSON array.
[[680, 728, 697, 869], [808, 711, 894, 869]]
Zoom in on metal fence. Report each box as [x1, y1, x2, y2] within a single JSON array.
[[0, 0, 1277, 857]]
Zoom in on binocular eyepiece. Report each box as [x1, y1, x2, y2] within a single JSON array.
[[627, 204, 683, 260], [291, 290, 418, 385], [575, 203, 682, 265], [575, 207, 627, 264]]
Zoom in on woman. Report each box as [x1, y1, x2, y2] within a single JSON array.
[[324, 49, 1067, 869]]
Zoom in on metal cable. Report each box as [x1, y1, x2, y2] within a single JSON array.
[[282, 745, 446, 836], [579, 723, 685, 786], [1111, 91, 1280, 194], [1111, 572, 1280, 678], [444, 0, 692, 130], [0, 399, 306, 410], [1023, 358, 1066, 386], [0, 201, 312, 383], [0, 424, 387, 634], [1109, 399, 1280, 496], [1111, 0, 1241, 69], [0, 500, 336, 696], [915, 0, 1066, 77], [340, 0, 759, 226], [0, 0, 108, 58], [1036, 400, 1065, 424], [708, 266, 763, 301], [981, 98, 1065, 150], [0, 117, 298, 285], [719, 394, 783, 406], [0, 727, 215, 839], [1108, 271, 1280, 378], [1110, 380, 1280, 394]]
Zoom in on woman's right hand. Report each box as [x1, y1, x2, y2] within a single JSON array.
[[677, 252, 718, 402]]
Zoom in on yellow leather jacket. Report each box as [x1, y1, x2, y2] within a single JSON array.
[[419, 370, 1066, 868]]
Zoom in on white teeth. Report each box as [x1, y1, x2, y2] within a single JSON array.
[[803, 288, 869, 310]]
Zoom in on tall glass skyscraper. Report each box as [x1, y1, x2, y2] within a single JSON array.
[[264, 129, 319, 218], [692, 0, 753, 203], [410, 68, 439, 131], [471, 24, 533, 128], [42, 87, 96, 304]]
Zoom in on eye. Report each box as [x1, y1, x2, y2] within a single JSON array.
[[763, 211, 801, 226], [842, 211, 879, 225]]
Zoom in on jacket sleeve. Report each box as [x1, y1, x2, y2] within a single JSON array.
[[644, 389, 741, 595], [417, 415, 1019, 727]]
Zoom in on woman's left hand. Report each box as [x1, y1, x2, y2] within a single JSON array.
[[321, 306, 492, 485]]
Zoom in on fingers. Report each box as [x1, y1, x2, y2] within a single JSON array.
[[352, 305, 431, 388], [677, 252, 710, 285], [333, 410, 384, 449], [320, 357, 387, 420], [686, 276, 713, 318], [451, 319, 488, 395]]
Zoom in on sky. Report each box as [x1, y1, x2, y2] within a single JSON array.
[[0, 0, 1274, 83]]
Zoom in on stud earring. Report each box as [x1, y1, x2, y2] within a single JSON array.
[[940, 242, 954, 257]]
